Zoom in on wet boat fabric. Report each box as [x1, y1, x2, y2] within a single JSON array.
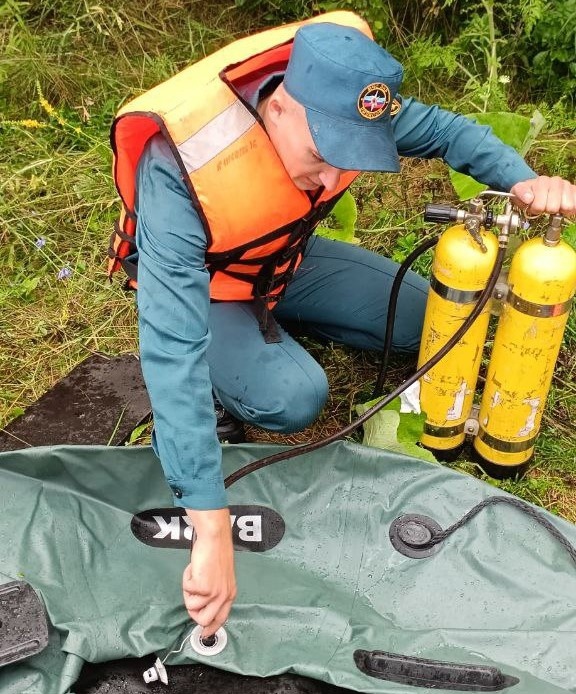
[[0, 442, 574, 693]]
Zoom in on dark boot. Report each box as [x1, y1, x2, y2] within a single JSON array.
[[214, 396, 246, 444]]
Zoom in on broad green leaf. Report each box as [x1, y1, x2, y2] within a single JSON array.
[[564, 223, 576, 251], [126, 421, 152, 445], [449, 111, 545, 200], [519, 110, 545, 157], [356, 396, 437, 463], [449, 171, 488, 201], [315, 190, 359, 244]]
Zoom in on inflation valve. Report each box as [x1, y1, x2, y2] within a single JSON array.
[[189, 624, 228, 656], [389, 514, 443, 558], [142, 624, 228, 685]]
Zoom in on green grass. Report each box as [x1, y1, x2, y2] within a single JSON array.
[[1, 0, 575, 519]]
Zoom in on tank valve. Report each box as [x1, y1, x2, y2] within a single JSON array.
[[544, 214, 563, 247]]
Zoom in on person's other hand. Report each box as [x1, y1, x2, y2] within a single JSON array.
[[510, 176, 576, 217], [183, 508, 236, 637]]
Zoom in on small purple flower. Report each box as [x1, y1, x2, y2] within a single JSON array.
[[57, 266, 73, 280], [35, 237, 46, 249]]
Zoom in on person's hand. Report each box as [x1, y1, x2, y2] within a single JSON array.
[[183, 508, 236, 637], [510, 176, 576, 217]]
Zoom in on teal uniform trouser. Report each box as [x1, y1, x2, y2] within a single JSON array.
[[208, 235, 428, 432]]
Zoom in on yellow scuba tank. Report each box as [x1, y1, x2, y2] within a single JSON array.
[[417, 201, 499, 458], [473, 215, 576, 477]]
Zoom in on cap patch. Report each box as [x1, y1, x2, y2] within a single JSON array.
[[358, 83, 390, 120], [390, 98, 402, 116]]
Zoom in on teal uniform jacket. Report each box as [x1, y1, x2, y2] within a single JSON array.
[[135, 93, 536, 511]]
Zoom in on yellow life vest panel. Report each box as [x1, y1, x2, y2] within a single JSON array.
[[109, 12, 371, 307]]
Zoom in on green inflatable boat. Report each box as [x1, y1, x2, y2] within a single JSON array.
[[0, 442, 574, 693]]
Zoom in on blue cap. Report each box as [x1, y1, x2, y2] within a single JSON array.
[[284, 22, 403, 172]]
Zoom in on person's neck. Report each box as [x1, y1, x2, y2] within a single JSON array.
[[256, 94, 271, 128]]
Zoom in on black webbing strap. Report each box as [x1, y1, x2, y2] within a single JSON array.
[[120, 257, 138, 281], [252, 294, 282, 344]]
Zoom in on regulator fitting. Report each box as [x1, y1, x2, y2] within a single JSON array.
[[424, 191, 522, 252], [463, 199, 488, 252]]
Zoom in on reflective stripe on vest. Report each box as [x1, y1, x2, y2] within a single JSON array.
[[178, 101, 256, 174]]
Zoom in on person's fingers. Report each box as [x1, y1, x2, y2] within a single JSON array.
[[511, 176, 576, 216], [184, 588, 233, 632], [201, 598, 235, 637], [560, 179, 576, 216], [526, 176, 551, 214], [511, 179, 536, 208], [532, 175, 574, 214], [184, 590, 210, 615], [199, 597, 235, 638]]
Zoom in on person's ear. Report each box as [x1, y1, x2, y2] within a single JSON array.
[[265, 94, 284, 128]]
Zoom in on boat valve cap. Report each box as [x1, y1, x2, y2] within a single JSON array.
[[389, 514, 443, 558]]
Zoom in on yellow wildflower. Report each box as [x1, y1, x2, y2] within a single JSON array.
[[39, 96, 55, 116], [18, 119, 47, 129], [0, 119, 47, 129]]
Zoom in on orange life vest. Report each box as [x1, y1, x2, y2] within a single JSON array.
[[109, 12, 370, 319]]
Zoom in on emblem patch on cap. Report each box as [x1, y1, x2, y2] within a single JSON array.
[[358, 83, 391, 120], [390, 97, 402, 116]]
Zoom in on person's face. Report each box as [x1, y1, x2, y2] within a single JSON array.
[[263, 86, 347, 193]]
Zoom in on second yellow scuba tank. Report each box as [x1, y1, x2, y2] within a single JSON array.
[[473, 215, 576, 477]]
